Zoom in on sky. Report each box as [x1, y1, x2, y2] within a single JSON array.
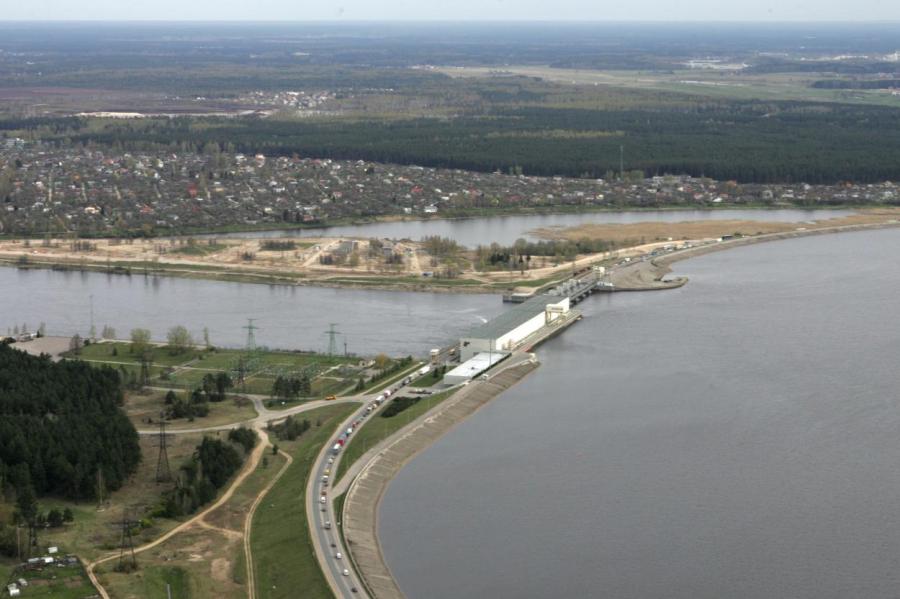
[[4, 0, 899, 22]]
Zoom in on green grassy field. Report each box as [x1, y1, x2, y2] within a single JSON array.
[[9, 563, 98, 599], [250, 403, 356, 599], [67, 342, 361, 399], [335, 388, 457, 483], [407, 368, 443, 388], [125, 390, 258, 430]]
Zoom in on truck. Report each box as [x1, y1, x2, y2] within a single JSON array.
[[430, 348, 441, 364]]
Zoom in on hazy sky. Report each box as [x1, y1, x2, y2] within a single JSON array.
[[4, 0, 899, 22]]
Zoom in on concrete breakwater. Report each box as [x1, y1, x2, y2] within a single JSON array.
[[342, 360, 540, 598]]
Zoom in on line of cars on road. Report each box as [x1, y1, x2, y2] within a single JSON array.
[[318, 378, 417, 588]]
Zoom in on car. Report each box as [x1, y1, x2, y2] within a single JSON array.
[[351, 588, 358, 593], [328, 457, 335, 464], [324, 521, 332, 530], [319, 496, 326, 504], [331, 542, 336, 548], [342, 569, 350, 577], [325, 395, 337, 401], [335, 552, 343, 559]]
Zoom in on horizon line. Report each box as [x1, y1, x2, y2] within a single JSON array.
[[2, 19, 900, 25]]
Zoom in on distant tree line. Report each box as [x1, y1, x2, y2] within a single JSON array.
[[13, 97, 900, 184]]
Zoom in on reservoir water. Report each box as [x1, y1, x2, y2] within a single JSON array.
[[0, 268, 504, 356], [379, 227, 900, 599], [225, 208, 855, 247]]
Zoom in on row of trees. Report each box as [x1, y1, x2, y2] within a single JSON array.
[[130, 325, 208, 357], [474, 238, 620, 270], [271, 375, 312, 400]]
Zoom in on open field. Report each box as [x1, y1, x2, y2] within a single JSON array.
[[437, 65, 900, 108], [66, 341, 362, 400], [32, 432, 205, 562], [125, 390, 257, 431], [95, 441, 288, 599], [251, 403, 357, 599]]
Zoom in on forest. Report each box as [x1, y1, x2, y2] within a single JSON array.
[[0, 344, 141, 501], [9, 94, 900, 184]]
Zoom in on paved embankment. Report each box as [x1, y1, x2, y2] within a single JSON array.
[[342, 360, 539, 599]]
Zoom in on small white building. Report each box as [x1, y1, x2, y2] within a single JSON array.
[[444, 352, 508, 386]]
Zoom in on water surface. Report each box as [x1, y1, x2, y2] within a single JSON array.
[[224, 208, 854, 247], [379, 227, 900, 599], [1, 268, 503, 356]]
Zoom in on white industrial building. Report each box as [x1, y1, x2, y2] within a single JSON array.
[[459, 295, 570, 361], [443, 351, 508, 386]]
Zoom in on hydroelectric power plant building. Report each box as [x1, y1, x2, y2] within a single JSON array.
[[459, 295, 571, 361]]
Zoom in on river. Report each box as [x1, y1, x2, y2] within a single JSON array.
[[1, 268, 504, 356], [222, 208, 855, 247], [4, 208, 852, 355], [379, 227, 900, 599]]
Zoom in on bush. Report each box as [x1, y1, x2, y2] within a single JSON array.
[[227, 427, 258, 453], [381, 396, 420, 418]]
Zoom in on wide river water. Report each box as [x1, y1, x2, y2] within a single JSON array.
[[0, 268, 505, 356], [4, 208, 851, 355], [225, 208, 854, 247], [379, 227, 900, 599]]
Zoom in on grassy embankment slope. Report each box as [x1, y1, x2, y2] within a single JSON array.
[[335, 388, 457, 484], [250, 403, 357, 599]]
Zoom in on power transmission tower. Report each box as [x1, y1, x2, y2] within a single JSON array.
[[325, 323, 340, 357], [243, 318, 259, 352], [96, 467, 108, 510], [115, 510, 139, 572], [89, 293, 96, 341], [619, 145, 624, 181], [155, 413, 171, 483], [26, 520, 39, 559], [344, 339, 348, 357]]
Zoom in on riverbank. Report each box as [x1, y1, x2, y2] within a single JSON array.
[[608, 217, 900, 291], [1, 204, 866, 242], [0, 208, 879, 296]]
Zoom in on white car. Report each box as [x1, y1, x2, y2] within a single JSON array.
[[342, 569, 350, 577], [319, 496, 326, 504], [335, 552, 343, 559]]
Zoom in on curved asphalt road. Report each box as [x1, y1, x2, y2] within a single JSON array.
[[307, 377, 425, 598]]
